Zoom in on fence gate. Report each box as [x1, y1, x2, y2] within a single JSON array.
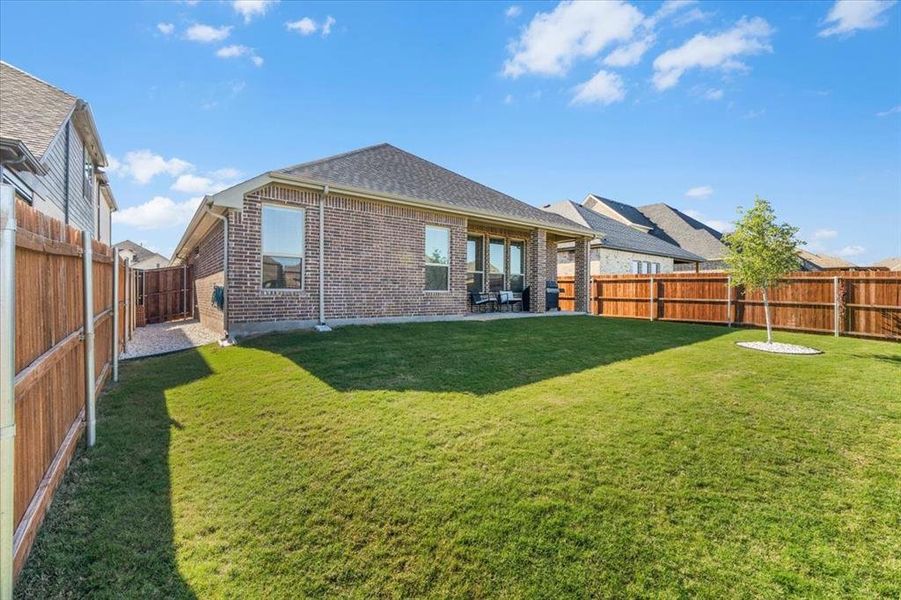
[[138, 265, 194, 324]]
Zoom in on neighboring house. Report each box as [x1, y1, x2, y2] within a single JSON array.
[[797, 249, 855, 271], [872, 257, 901, 271], [0, 61, 117, 244], [543, 200, 703, 275], [114, 240, 169, 270], [170, 143, 595, 337], [634, 201, 728, 271]]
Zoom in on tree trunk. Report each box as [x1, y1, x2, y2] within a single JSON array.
[[762, 288, 773, 344]]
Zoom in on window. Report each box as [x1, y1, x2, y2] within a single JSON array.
[[509, 240, 525, 293], [488, 238, 505, 292], [651, 262, 660, 274], [632, 260, 641, 274], [425, 226, 450, 291], [466, 235, 484, 292], [261, 205, 304, 289]]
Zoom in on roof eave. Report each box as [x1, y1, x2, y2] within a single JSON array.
[[71, 101, 107, 167]]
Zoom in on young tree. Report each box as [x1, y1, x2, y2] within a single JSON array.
[[723, 197, 802, 344]]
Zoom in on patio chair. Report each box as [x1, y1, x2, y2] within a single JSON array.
[[497, 290, 522, 312], [470, 291, 496, 313]]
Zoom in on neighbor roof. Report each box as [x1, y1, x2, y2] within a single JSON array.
[[637, 203, 728, 260], [0, 61, 77, 161], [278, 144, 590, 233], [797, 249, 855, 269], [873, 256, 901, 271], [585, 194, 657, 230], [114, 240, 168, 265], [544, 201, 704, 262]]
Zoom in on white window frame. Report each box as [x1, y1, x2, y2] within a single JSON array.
[[260, 203, 305, 291], [632, 260, 641, 274], [466, 234, 486, 293], [425, 225, 450, 292]]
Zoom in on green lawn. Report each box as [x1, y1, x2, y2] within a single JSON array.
[[15, 317, 901, 598]]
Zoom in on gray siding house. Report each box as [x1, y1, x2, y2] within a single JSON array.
[[0, 61, 117, 243]]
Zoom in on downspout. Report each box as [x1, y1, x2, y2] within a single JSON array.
[[315, 185, 331, 332], [202, 204, 230, 340]]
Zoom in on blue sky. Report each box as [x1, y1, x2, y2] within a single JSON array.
[[1, 0, 899, 263]]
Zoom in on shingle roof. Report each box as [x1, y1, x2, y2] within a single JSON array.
[[797, 249, 855, 269], [873, 256, 901, 271], [0, 61, 77, 160], [543, 201, 704, 262], [586, 194, 657, 229], [637, 203, 728, 260], [114, 240, 168, 265], [279, 144, 591, 233]]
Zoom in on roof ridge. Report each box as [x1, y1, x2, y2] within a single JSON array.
[[276, 142, 391, 173], [0, 60, 78, 103]]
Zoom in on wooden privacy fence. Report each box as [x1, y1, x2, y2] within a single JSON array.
[[558, 271, 900, 341], [138, 265, 193, 324], [0, 196, 135, 589]]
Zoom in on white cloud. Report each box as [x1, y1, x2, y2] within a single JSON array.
[[819, 0, 896, 37], [705, 219, 733, 233], [216, 44, 264, 66], [286, 16, 335, 37], [685, 185, 713, 198], [505, 5, 522, 19], [742, 108, 766, 119], [322, 16, 336, 36], [603, 35, 655, 67], [157, 22, 175, 35], [877, 104, 901, 117], [703, 88, 724, 100], [812, 228, 838, 240], [105, 155, 122, 174], [211, 167, 241, 179], [645, 0, 697, 28], [185, 24, 232, 43], [232, 0, 279, 24], [172, 169, 240, 195], [836, 244, 866, 257], [111, 150, 193, 185], [503, 1, 644, 78], [571, 70, 626, 105], [652, 16, 773, 90], [112, 196, 202, 230]]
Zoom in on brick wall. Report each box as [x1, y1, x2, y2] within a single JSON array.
[[189, 221, 225, 335], [228, 185, 468, 325]]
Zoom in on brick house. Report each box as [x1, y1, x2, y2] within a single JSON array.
[[170, 144, 594, 337]]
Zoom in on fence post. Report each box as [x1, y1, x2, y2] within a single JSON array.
[[182, 265, 187, 319], [726, 276, 732, 327], [124, 259, 131, 341], [82, 233, 96, 447], [649, 277, 655, 321], [0, 185, 17, 600], [833, 276, 840, 337], [112, 249, 119, 382]]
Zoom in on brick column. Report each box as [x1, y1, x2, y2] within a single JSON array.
[[528, 229, 548, 312], [573, 238, 590, 313]]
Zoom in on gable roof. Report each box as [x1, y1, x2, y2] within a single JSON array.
[[278, 144, 590, 233], [873, 256, 901, 271], [0, 61, 78, 161], [544, 201, 704, 262], [637, 203, 728, 260], [797, 249, 855, 269], [114, 240, 168, 265], [584, 194, 657, 230]]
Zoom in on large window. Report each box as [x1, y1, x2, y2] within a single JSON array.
[[488, 238, 505, 292], [509, 240, 525, 293], [466, 235, 484, 292], [261, 205, 304, 289], [425, 226, 450, 291]]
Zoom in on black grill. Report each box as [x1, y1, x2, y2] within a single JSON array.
[[545, 280, 560, 311]]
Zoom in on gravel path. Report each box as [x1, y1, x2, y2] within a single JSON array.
[[122, 319, 221, 360], [736, 341, 822, 355]]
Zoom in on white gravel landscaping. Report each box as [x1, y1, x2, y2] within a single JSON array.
[[736, 341, 822, 355], [121, 319, 222, 360]]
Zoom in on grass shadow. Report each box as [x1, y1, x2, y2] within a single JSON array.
[[244, 315, 731, 395], [13, 349, 213, 599]]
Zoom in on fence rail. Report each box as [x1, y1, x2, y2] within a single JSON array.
[[1, 197, 135, 587], [558, 271, 900, 341]]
